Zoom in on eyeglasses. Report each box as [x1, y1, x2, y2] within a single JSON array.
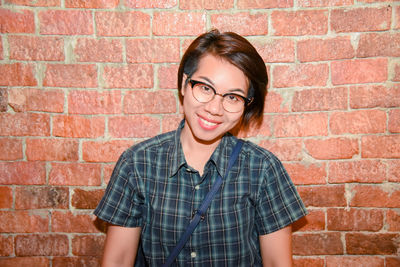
[[187, 78, 253, 113]]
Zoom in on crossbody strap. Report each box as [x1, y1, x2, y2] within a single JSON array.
[[161, 139, 244, 267]]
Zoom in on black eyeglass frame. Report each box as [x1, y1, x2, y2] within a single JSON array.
[[187, 78, 253, 109]]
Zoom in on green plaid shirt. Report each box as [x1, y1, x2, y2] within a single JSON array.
[[94, 120, 307, 266]]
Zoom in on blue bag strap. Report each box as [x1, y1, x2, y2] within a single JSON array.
[[161, 139, 244, 267]]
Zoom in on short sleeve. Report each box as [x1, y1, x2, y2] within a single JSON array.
[[255, 154, 307, 235], [94, 150, 145, 227]]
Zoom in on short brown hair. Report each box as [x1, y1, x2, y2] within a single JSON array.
[[178, 29, 268, 128]]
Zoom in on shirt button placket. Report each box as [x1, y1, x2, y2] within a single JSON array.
[[190, 251, 197, 258]]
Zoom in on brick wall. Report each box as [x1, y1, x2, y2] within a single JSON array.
[[0, 0, 399, 266]]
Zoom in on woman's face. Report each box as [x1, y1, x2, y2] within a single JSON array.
[[181, 53, 249, 145]]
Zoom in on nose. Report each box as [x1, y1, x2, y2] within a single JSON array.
[[204, 94, 224, 115]]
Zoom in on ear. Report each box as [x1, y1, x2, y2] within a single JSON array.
[[181, 73, 188, 97]]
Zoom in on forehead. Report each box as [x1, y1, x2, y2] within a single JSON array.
[[193, 54, 249, 92]]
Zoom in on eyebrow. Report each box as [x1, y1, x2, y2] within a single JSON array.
[[197, 76, 246, 95]]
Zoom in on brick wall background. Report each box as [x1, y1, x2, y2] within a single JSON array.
[[0, 0, 399, 266]]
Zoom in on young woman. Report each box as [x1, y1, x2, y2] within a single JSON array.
[[94, 29, 307, 267]]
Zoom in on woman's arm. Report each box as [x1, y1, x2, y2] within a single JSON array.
[[101, 225, 141, 267], [259, 225, 293, 267]]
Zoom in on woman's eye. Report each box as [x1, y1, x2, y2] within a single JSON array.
[[226, 94, 240, 102], [199, 85, 213, 93]]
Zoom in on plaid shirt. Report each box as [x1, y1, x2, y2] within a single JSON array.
[[94, 120, 307, 266]]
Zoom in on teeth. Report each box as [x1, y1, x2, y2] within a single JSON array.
[[200, 117, 217, 126]]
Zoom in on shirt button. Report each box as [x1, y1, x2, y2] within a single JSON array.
[[194, 185, 200, 190], [190, 252, 197, 258]]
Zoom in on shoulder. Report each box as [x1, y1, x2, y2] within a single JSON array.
[[240, 139, 281, 165], [121, 130, 177, 160]]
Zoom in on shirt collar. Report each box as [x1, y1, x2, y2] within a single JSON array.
[[168, 119, 239, 178]]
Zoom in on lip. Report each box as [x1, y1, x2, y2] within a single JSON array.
[[197, 114, 221, 130]]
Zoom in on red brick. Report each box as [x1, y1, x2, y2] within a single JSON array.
[[357, 33, 400, 58], [263, 91, 290, 113], [103, 163, 116, 184], [82, 140, 132, 163], [0, 257, 50, 267], [72, 235, 105, 256], [180, 0, 232, 9], [52, 211, 99, 233], [0, 138, 22, 160], [5, 0, 59, 6], [293, 258, 324, 267], [387, 257, 400, 267], [330, 110, 386, 135], [124, 90, 177, 114], [39, 10, 93, 35], [44, 64, 97, 88], [350, 184, 400, 208], [52, 256, 100, 267], [284, 162, 326, 185], [297, 185, 346, 207], [389, 110, 400, 133], [15, 234, 69, 256], [0, 162, 46, 185], [327, 256, 384, 267], [96, 11, 150, 37], [103, 64, 153, 88], [305, 138, 358, 160], [331, 58, 388, 85], [393, 61, 400, 81], [292, 209, 325, 232], [49, 163, 101, 186], [252, 39, 294, 63], [327, 208, 383, 231], [259, 139, 302, 161], [8, 88, 64, 113], [331, 7, 391, 33], [329, 160, 386, 183], [388, 160, 400, 182], [9, 35, 64, 61], [387, 210, 400, 232], [273, 63, 328, 88], [362, 135, 400, 159], [65, 0, 119, 8], [0, 63, 37, 86], [0, 88, 7, 111], [0, 187, 12, 209], [293, 233, 343, 255], [158, 64, 178, 89], [292, 87, 347, 112], [0, 236, 13, 256], [72, 189, 104, 209], [153, 12, 206, 36], [297, 36, 354, 62], [0, 8, 34, 33], [109, 115, 160, 138], [74, 38, 123, 63], [346, 233, 399, 255], [210, 12, 268, 36], [161, 114, 183, 133], [274, 113, 328, 137], [0, 211, 48, 233], [126, 38, 179, 63], [15, 186, 69, 209], [52, 115, 105, 138], [271, 10, 328, 36], [0, 113, 50, 136], [298, 0, 353, 7], [237, 0, 293, 8], [396, 6, 400, 29], [236, 116, 272, 138], [126, 0, 176, 8], [26, 138, 79, 161], [68, 90, 121, 114], [350, 84, 400, 109]]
